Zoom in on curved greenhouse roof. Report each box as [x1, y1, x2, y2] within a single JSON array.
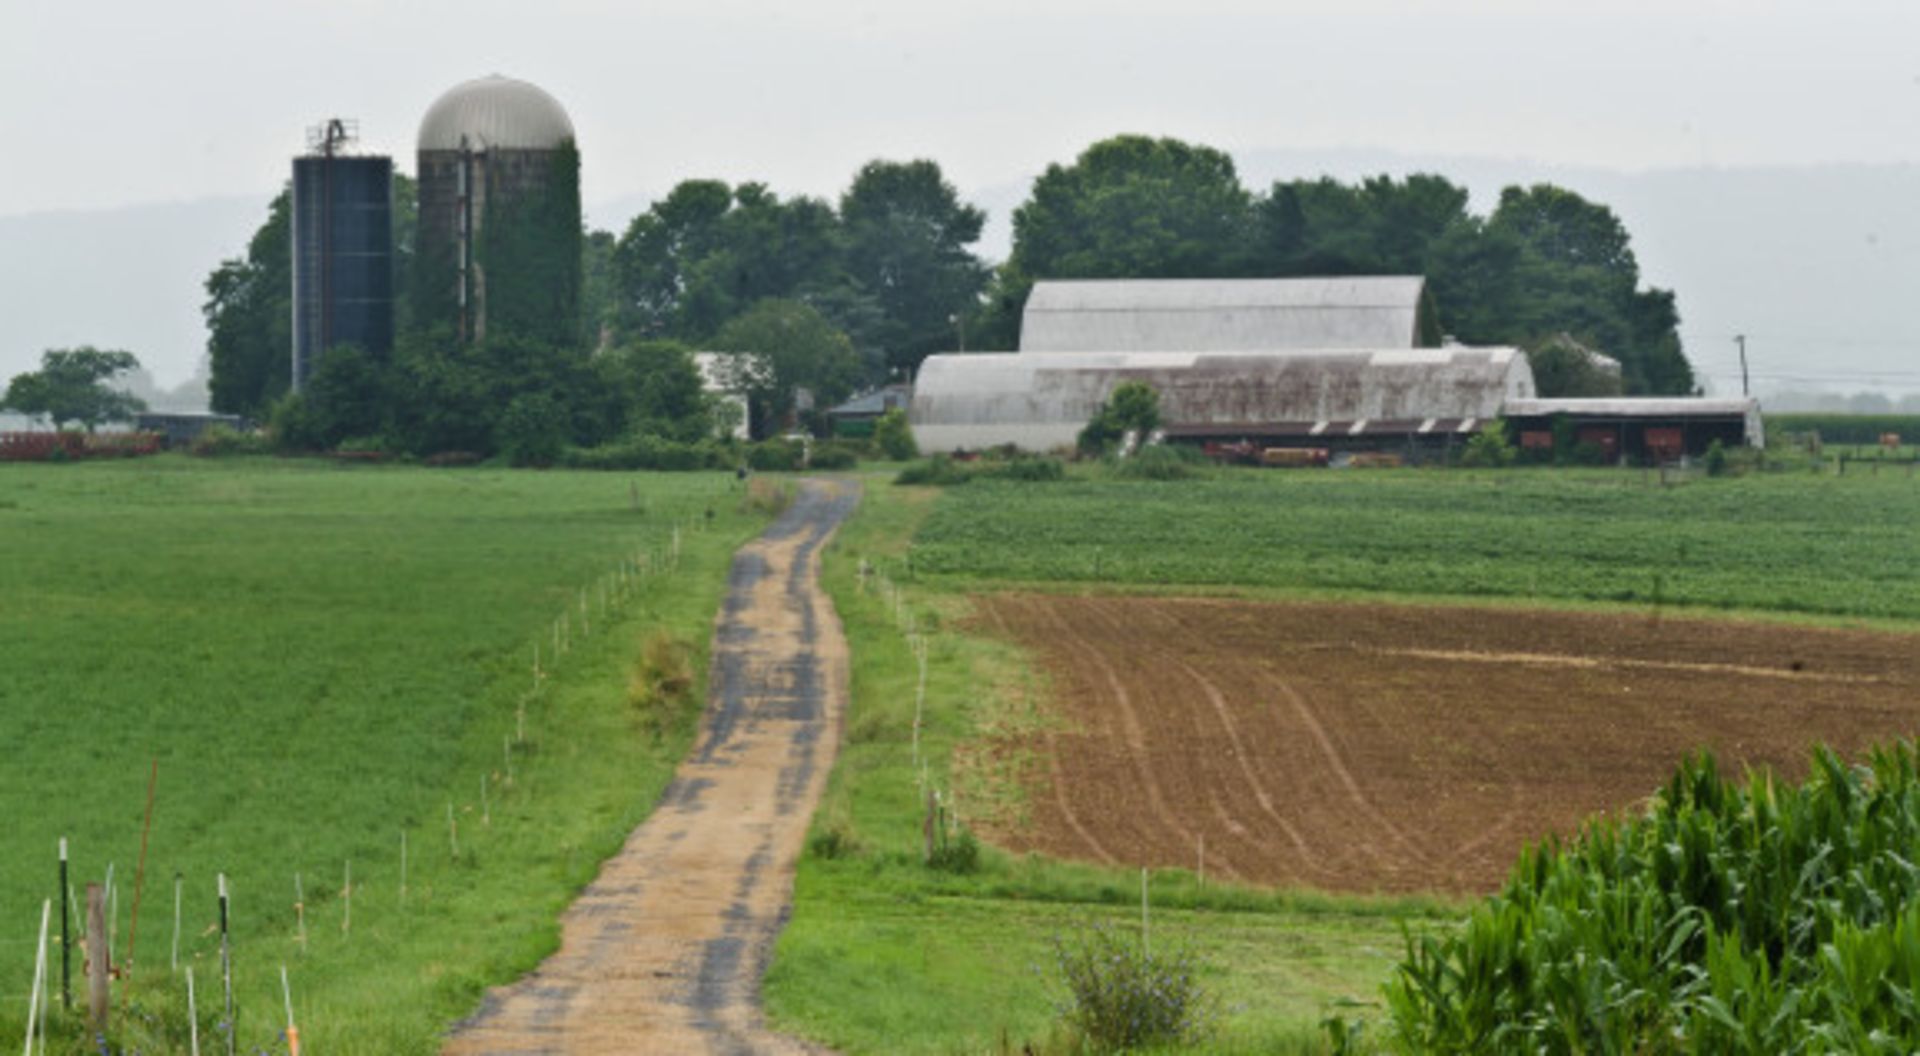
[[1020, 277, 1429, 353], [418, 74, 575, 152]]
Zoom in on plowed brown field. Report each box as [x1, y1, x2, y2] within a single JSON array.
[[975, 595, 1920, 896]]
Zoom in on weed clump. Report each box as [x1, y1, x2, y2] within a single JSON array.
[[629, 630, 695, 733], [1049, 922, 1212, 1052]]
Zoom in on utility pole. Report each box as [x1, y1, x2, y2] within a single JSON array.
[[1734, 334, 1749, 396]]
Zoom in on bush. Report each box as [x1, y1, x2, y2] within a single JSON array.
[[560, 435, 721, 471], [746, 439, 804, 472], [807, 439, 862, 470], [1459, 422, 1516, 468], [1111, 444, 1196, 480], [188, 424, 269, 457], [1051, 922, 1212, 1052], [894, 455, 974, 486], [1380, 742, 1920, 1053], [1704, 438, 1729, 476], [873, 407, 918, 461], [495, 392, 567, 466], [927, 826, 981, 874], [993, 456, 1066, 482]]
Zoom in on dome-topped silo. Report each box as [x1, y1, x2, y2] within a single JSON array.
[[418, 75, 576, 152], [414, 75, 582, 346]]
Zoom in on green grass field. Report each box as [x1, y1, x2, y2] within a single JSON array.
[[765, 480, 1457, 1054], [909, 469, 1920, 621], [764, 465, 1920, 1054], [0, 457, 768, 1053]]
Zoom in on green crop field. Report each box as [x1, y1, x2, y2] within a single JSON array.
[[908, 469, 1920, 622], [0, 457, 768, 1053], [765, 480, 1457, 1054], [765, 465, 1920, 1053]]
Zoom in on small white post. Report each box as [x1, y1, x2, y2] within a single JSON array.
[[280, 964, 298, 1055], [172, 873, 182, 973], [400, 831, 409, 908], [186, 967, 200, 1056], [448, 801, 459, 858], [481, 774, 491, 827], [293, 872, 306, 953], [25, 899, 49, 1056]]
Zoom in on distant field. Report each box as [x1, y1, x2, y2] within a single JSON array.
[[910, 470, 1920, 621], [0, 457, 762, 1052]]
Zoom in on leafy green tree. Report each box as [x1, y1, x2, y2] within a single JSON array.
[[1077, 380, 1162, 456], [990, 136, 1253, 345], [840, 159, 990, 375], [1526, 334, 1625, 398], [387, 329, 596, 456], [873, 407, 918, 461], [2, 347, 147, 431], [591, 338, 711, 442], [495, 392, 568, 466], [205, 191, 292, 417], [1254, 174, 1471, 279], [270, 344, 390, 450], [711, 299, 861, 438], [613, 181, 845, 342]]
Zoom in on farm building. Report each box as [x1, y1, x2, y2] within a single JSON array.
[[1504, 397, 1764, 460], [826, 384, 912, 438], [913, 348, 1531, 454], [911, 275, 1761, 460], [1020, 277, 1437, 353]]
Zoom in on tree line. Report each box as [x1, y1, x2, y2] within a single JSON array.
[[190, 134, 1694, 461]]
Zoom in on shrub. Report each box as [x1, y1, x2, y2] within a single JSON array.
[[495, 392, 567, 466], [559, 436, 721, 471], [1705, 438, 1729, 476], [1051, 922, 1211, 1052], [188, 424, 269, 457], [807, 439, 862, 470], [927, 826, 981, 874], [993, 456, 1066, 482], [1111, 444, 1195, 480], [873, 407, 918, 461], [1459, 422, 1516, 468], [1380, 742, 1920, 1053], [894, 455, 974, 486], [746, 439, 803, 472]]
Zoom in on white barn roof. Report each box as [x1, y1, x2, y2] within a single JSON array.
[[912, 347, 1531, 453], [1019, 277, 1427, 354]]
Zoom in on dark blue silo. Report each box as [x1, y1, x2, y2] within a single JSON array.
[[292, 145, 394, 391]]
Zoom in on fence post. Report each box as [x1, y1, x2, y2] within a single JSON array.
[[86, 884, 107, 1030]]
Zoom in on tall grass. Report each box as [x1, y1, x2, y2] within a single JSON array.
[[1384, 743, 1920, 1053]]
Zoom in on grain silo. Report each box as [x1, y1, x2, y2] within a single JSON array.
[[291, 119, 394, 391], [414, 74, 582, 346]]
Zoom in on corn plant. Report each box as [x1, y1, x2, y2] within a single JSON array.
[[1379, 741, 1920, 1053]]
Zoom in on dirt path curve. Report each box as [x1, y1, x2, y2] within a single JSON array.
[[445, 479, 858, 1056]]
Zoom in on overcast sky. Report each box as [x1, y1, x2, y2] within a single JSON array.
[[5, 0, 1918, 214], [2, 0, 1917, 397]]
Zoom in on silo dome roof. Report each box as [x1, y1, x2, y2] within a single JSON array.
[[418, 75, 575, 152]]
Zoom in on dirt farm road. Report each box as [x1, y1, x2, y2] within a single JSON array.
[[446, 479, 857, 1055]]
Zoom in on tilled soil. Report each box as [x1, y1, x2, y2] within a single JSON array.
[[445, 480, 857, 1055], [975, 594, 1920, 896]]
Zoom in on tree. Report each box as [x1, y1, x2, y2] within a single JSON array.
[[205, 191, 292, 417], [2, 347, 146, 431], [1078, 380, 1161, 456], [613, 180, 845, 342], [711, 299, 861, 438], [873, 407, 918, 461], [991, 135, 1254, 344], [591, 338, 711, 442], [1526, 334, 1625, 398], [840, 159, 990, 375]]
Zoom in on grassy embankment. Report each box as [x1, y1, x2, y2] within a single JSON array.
[[0, 457, 772, 1053], [765, 465, 1920, 1053]]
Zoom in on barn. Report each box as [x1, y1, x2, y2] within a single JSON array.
[[911, 276, 1759, 460]]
